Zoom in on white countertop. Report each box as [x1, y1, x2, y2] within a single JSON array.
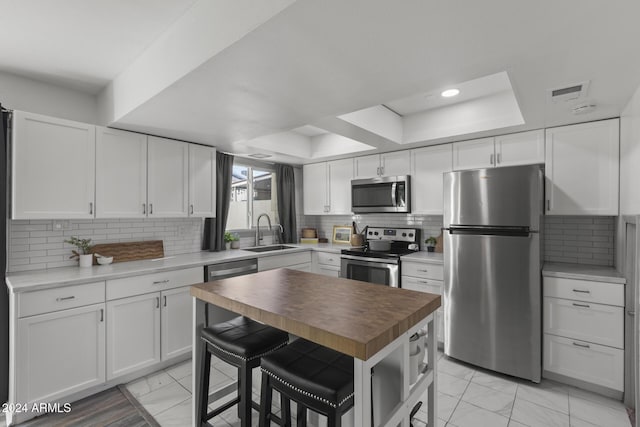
[[401, 251, 444, 264], [6, 243, 351, 293], [542, 262, 626, 284]]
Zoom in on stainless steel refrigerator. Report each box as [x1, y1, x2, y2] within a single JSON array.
[[443, 164, 543, 383]]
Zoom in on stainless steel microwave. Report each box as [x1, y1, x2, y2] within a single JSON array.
[[351, 175, 411, 213]]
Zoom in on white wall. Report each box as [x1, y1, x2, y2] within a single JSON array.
[[0, 71, 97, 123]]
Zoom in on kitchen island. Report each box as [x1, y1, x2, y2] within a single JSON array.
[[190, 268, 441, 427]]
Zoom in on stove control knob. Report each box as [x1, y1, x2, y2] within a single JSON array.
[[409, 233, 414, 237], [374, 231, 379, 236], [402, 233, 407, 237], [368, 231, 373, 235]]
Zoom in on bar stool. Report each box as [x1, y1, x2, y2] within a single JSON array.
[[258, 338, 354, 427], [198, 316, 289, 427]]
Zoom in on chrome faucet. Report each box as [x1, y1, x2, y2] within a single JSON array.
[[255, 213, 272, 246]]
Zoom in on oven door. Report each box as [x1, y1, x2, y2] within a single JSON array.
[[340, 255, 399, 287]]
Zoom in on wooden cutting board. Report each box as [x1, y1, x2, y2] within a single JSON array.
[[90, 240, 164, 265]]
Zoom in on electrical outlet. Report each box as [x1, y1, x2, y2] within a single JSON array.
[[53, 220, 70, 230]]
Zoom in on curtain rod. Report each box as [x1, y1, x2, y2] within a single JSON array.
[[1, 107, 12, 113]]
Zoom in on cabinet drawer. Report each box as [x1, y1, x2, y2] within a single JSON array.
[[258, 251, 312, 271], [543, 334, 623, 391], [401, 276, 442, 295], [543, 297, 623, 348], [402, 261, 443, 280], [544, 277, 624, 306], [107, 267, 203, 300], [18, 281, 105, 318], [317, 251, 340, 267]]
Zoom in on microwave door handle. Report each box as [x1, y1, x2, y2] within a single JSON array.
[[391, 182, 397, 207]]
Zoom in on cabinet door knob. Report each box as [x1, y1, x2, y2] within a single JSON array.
[[100, 308, 104, 322], [142, 203, 146, 215], [149, 203, 153, 214], [190, 204, 194, 215], [89, 202, 93, 215], [156, 297, 160, 308], [163, 296, 167, 307], [497, 153, 501, 164], [490, 154, 494, 165]]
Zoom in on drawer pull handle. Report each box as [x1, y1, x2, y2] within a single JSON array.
[[153, 280, 170, 285], [417, 269, 428, 272], [572, 342, 590, 349], [418, 280, 429, 284], [572, 303, 590, 308], [56, 296, 75, 302], [572, 289, 590, 294]]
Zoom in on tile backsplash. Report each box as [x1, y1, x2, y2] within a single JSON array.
[[6, 214, 616, 272], [299, 214, 444, 247], [544, 216, 615, 266], [8, 218, 203, 272]]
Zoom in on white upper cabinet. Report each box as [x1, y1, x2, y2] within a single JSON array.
[[453, 137, 495, 171], [354, 151, 410, 178], [303, 158, 353, 215], [12, 111, 95, 219], [327, 158, 353, 214], [353, 154, 381, 178], [453, 131, 544, 171], [188, 145, 216, 217], [411, 144, 453, 215], [495, 130, 545, 167], [95, 127, 147, 218], [545, 119, 619, 215], [303, 162, 328, 215], [147, 136, 189, 218]]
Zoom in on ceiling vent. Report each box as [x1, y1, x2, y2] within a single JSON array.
[[548, 81, 590, 103]]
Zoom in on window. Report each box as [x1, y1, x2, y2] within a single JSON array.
[[227, 163, 278, 230]]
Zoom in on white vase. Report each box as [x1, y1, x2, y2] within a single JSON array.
[[79, 254, 93, 267], [225, 242, 231, 250]]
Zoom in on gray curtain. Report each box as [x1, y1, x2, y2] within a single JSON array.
[[275, 164, 297, 243], [215, 152, 234, 250]]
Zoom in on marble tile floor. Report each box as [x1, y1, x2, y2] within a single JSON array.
[[124, 351, 633, 427]]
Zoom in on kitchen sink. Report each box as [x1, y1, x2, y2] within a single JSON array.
[[243, 245, 297, 253]]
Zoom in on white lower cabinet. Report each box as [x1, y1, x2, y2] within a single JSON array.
[[16, 303, 106, 404], [543, 276, 624, 392], [543, 334, 623, 391], [313, 251, 341, 277], [401, 259, 445, 345], [161, 287, 193, 360], [258, 251, 312, 271], [107, 293, 161, 380]]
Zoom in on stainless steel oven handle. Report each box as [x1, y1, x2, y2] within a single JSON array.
[[340, 254, 399, 265], [391, 182, 397, 207]]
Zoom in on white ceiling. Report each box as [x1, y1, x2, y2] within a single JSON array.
[[0, 0, 197, 93], [1, 0, 640, 164]]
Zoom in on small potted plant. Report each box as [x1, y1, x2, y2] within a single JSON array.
[[65, 236, 93, 267], [425, 236, 437, 252], [229, 233, 241, 249]]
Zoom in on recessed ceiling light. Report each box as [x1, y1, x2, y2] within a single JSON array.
[[441, 88, 460, 98], [248, 153, 272, 159]]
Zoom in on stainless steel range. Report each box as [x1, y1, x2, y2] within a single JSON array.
[[340, 227, 420, 287]]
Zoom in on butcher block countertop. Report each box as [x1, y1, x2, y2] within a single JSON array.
[[191, 268, 441, 360]]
